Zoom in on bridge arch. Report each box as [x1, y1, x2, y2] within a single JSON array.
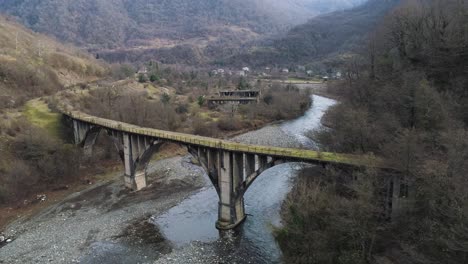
[[71, 119, 166, 190]]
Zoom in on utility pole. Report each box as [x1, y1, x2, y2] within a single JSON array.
[[15, 32, 18, 53], [37, 40, 43, 57]]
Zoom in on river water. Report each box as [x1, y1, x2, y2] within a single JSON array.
[[151, 95, 337, 263]]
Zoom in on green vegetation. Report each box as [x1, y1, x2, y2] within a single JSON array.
[[23, 99, 62, 138], [197, 96, 205, 107], [160, 93, 171, 104], [138, 73, 148, 83]]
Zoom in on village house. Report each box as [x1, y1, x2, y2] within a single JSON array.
[[137, 66, 148, 76]]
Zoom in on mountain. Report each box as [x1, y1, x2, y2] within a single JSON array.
[[0, 0, 365, 64], [227, 0, 400, 67], [0, 15, 106, 108]]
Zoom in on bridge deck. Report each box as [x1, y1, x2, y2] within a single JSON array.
[[59, 106, 384, 168]]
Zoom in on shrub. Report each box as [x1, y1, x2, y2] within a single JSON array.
[[217, 117, 243, 131], [150, 74, 160, 82], [175, 104, 189, 114], [161, 93, 171, 104], [138, 73, 148, 83], [11, 126, 81, 184], [197, 96, 205, 106], [192, 118, 219, 137], [111, 63, 135, 80]]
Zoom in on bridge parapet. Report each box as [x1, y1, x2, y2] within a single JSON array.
[[60, 107, 379, 167]]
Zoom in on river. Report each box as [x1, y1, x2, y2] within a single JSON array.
[[152, 95, 337, 263]]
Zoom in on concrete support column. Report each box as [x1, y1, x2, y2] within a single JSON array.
[[245, 154, 256, 177], [72, 120, 101, 158], [73, 120, 80, 145], [123, 133, 135, 189], [216, 151, 247, 230], [122, 133, 161, 191], [232, 153, 245, 224], [258, 155, 268, 170], [82, 127, 101, 158]]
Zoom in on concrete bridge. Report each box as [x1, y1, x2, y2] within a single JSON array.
[[58, 106, 385, 230]]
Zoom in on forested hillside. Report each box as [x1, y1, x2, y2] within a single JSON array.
[[0, 15, 106, 108], [276, 0, 468, 263], [227, 0, 399, 66], [0, 0, 365, 64]]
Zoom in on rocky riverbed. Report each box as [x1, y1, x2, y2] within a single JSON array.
[[0, 156, 205, 264], [232, 125, 302, 148]]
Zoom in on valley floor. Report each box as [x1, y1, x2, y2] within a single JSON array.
[[0, 156, 205, 263]]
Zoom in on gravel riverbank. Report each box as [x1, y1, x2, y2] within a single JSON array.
[[232, 125, 302, 148], [0, 156, 205, 264]]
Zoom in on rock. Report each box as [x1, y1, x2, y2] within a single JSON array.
[[0, 235, 5, 243], [36, 194, 47, 202]]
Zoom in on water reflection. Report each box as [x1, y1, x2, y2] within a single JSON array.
[[281, 95, 337, 148]]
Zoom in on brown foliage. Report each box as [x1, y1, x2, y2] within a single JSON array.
[[0, 124, 81, 204]]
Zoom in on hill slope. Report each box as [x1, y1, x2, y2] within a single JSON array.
[[0, 0, 365, 64], [0, 16, 106, 108], [227, 0, 400, 66]]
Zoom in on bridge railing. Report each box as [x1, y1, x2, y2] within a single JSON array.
[[57, 102, 385, 168]]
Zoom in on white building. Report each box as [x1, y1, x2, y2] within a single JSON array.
[[242, 67, 250, 72]]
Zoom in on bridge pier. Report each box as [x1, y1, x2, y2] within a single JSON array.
[[71, 119, 162, 191], [216, 151, 247, 229], [191, 147, 274, 230], [122, 133, 162, 190], [73, 120, 101, 158]]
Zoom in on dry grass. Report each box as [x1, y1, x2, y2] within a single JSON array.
[[0, 15, 107, 106]]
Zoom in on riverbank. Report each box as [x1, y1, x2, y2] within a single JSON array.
[[0, 156, 205, 263]]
